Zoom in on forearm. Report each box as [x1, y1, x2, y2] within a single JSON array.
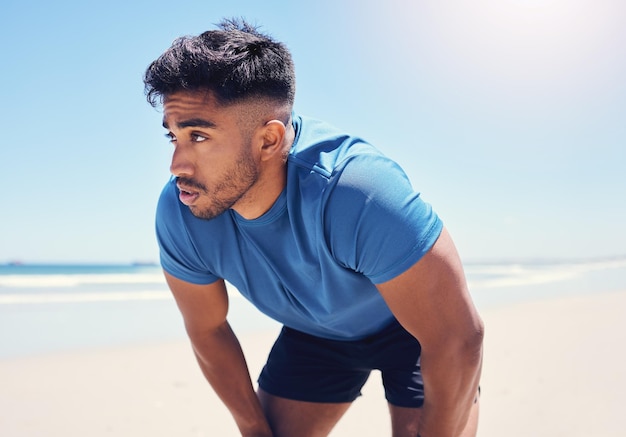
[[189, 321, 272, 437], [418, 334, 483, 437]]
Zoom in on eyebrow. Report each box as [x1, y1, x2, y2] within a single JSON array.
[[162, 118, 217, 130]]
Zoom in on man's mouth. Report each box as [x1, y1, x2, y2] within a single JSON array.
[[175, 177, 207, 206], [176, 184, 200, 206]]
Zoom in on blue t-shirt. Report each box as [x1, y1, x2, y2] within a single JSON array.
[[156, 115, 443, 340]]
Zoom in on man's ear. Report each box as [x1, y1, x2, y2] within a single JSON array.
[[259, 120, 286, 162]]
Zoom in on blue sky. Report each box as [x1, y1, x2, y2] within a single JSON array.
[[1, 0, 624, 263]]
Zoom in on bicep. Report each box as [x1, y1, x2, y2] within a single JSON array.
[[376, 228, 482, 349], [164, 271, 229, 338]]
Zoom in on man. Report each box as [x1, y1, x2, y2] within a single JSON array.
[[144, 18, 483, 437]]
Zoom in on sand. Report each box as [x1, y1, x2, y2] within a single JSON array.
[[1, 290, 625, 436]]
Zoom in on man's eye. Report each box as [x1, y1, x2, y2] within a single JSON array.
[[191, 133, 208, 142], [164, 132, 176, 143]]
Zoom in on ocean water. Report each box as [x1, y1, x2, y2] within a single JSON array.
[[1, 258, 625, 359]]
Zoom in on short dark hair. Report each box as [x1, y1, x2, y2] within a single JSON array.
[[143, 18, 296, 108]]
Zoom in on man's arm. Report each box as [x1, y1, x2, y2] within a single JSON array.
[[376, 227, 484, 437], [164, 272, 273, 437]]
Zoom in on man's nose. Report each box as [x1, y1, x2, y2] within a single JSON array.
[[170, 146, 193, 177]]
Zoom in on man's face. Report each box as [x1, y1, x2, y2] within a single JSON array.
[[162, 90, 260, 220]]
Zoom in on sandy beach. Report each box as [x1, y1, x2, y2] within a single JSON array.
[[1, 290, 625, 436]]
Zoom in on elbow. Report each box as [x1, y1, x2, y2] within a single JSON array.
[[435, 315, 484, 364], [462, 316, 485, 362], [421, 316, 485, 365], [186, 320, 231, 350]]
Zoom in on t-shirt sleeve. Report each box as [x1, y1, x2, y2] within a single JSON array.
[[155, 181, 220, 285], [324, 153, 443, 284]]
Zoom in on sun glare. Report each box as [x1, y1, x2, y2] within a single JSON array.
[[378, 0, 624, 100], [444, 1, 618, 80]]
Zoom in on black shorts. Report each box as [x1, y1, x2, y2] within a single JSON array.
[[258, 319, 424, 407]]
